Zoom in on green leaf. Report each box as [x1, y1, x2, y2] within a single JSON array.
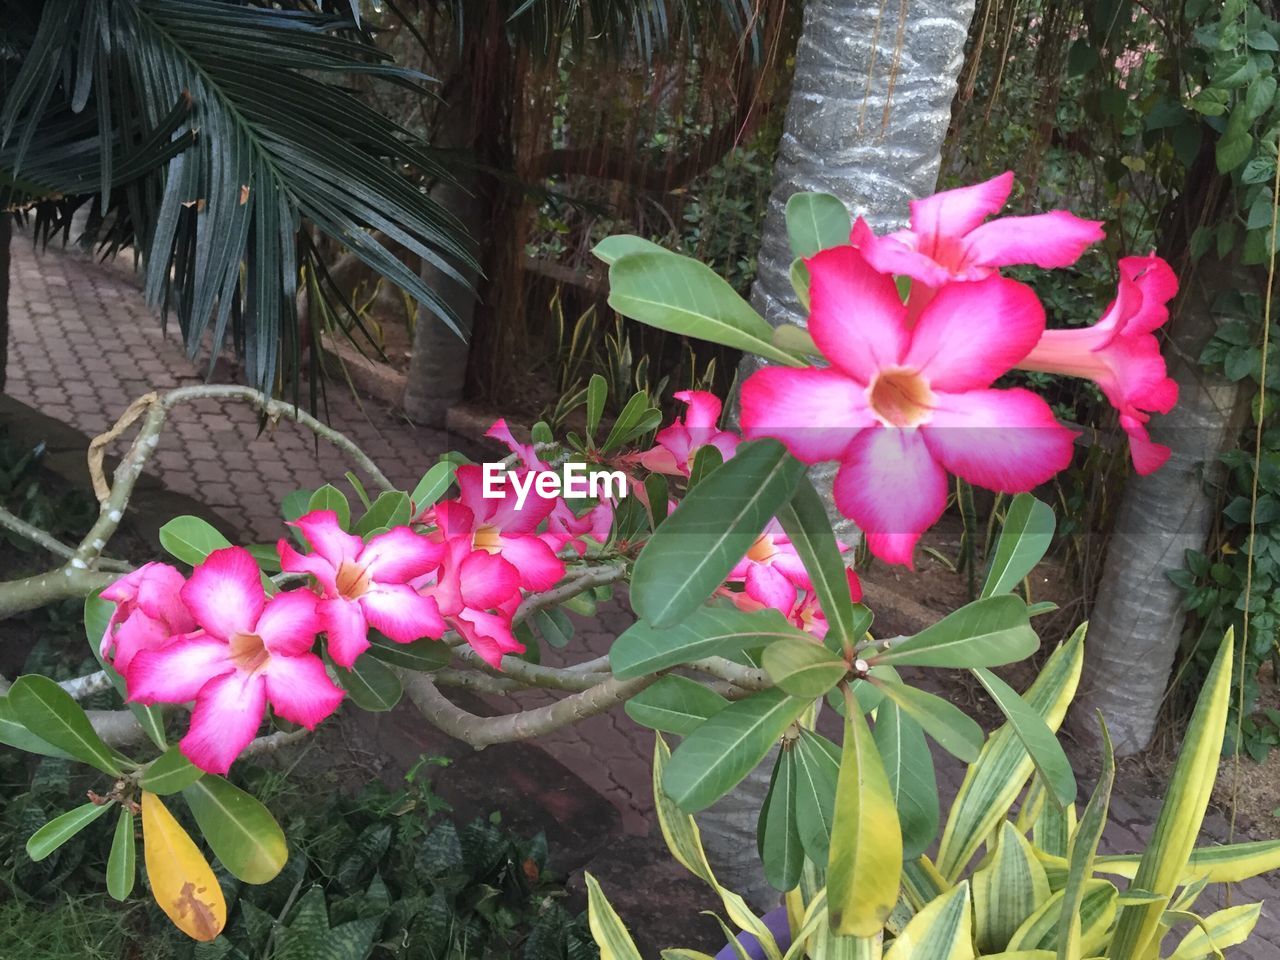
[[762, 636, 848, 699], [601, 391, 663, 453], [873, 701, 939, 860], [158, 515, 233, 566], [354, 491, 410, 536], [827, 693, 902, 937], [308, 484, 351, 529], [759, 748, 803, 891], [982, 495, 1055, 598], [631, 439, 805, 627], [884, 882, 973, 960], [792, 729, 840, 862], [1216, 106, 1253, 174], [789, 258, 811, 308], [872, 595, 1038, 669], [366, 631, 450, 671], [331, 652, 403, 712], [688, 444, 724, 488], [778, 475, 865, 653], [1056, 721, 1114, 960], [8, 675, 124, 776], [971, 823, 1049, 953], [607, 251, 805, 366], [0, 696, 76, 760], [26, 801, 113, 862], [875, 678, 984, 763], [624, 676, 729, 735], [610, 605, 810, 679], [662, 688, 809, 812], [410, 461, 455, 512], [281, 489, 313, 523], [785, 192, 851, 259], [107, 808, 137, 901], [645, 473, 670, 529], [585, 873, 645, 960], [183, 774, 288, 884], [972, 667, 1075, 808], [587, 373, 608, 438], [592, 234, 669, 265], [534, 607, 575, 649], [272, 885, 380, 960], [140, 745, 205, 795]]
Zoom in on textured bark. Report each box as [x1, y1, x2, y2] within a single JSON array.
[[0, 215, 10, 392], [1070, 262, 1247, 755], [707, 0, 976, 911]]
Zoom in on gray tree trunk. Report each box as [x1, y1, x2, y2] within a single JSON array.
[[0, 215, 10, 392], [705, 0, 976, 910], [1070, 261, 1247, 755]]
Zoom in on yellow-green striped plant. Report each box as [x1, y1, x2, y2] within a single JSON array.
[[589, 630, 1279, 960]]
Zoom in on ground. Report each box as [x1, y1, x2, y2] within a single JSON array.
[[5, 235, 1280, 955]]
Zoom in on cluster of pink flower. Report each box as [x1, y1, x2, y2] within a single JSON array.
[[741, 171, 1178, 566], [99, 452, 609, 775]]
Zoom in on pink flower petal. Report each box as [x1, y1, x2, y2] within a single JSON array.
[[909, 171, 1014, 239], [359, 526, 445, 583], [832, 427, 949, 568], [497, 534, 565, 592], [359, 584, 446, 644], [744, 563, 799, 612], [293, 510, 364, 564], [674, 390, 724, 431], [453, 609, 524, 668], [904, 275, 1045, 391], [106, 613, 173, 676], [806, 246, 909, 383], [126, 634, 233, 704], [485, 418, 544, 470], [277, 538, 339, 595], [265, 654, 344, 728], [740, 366, 874, 463], [852, 219, 958, 288], [1109, 255, 1179, 337], [923, 388, 1077, 492], [318, 596, 370, 668], [180, 671, 267, 774], [1121, 413, 1172, 475], [636, 445, 684, 476], [255, 589, 321, 657], [963, 210, 1105, 270], [180, 547, 264, 640], [457, 550, 521, 610]]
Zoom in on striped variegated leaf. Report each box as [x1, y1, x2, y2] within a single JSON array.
[[586, 873, 644, 960], [883, 881, 973, 960], [1094, 838, 1280, 884], [1168, 902, 1263, 960], [971, 823, 1050, 953], [1006, 879, 1116, 956]]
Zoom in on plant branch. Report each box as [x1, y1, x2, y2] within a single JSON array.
[[0, 507, 131, 572]]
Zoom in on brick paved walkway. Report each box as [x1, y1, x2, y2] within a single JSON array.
[[6, 237, 1278, 953]]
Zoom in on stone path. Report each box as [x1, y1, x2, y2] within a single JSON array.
[[6, 237, 1279, 954]]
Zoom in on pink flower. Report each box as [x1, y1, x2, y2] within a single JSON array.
[[452, 465, 566, 591], [740, 247, 1077, 567], [726, 519, 861, 611], [850, 171, 1104, 290], [1018, 255, 1179, 474], [278, 510, 446, 668], [125, 548, 342, 774], [100, 562, 196, 675], [635, 391, 740, 477], [719, 573, 860, 640]]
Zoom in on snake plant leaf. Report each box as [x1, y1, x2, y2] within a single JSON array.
[[1168, 902, 1263, 960], [1055, 720, 1114, 960], [1095, 838, 1280, 883], [873, 701, 939, 860], [586, 873, 645, 960], [883, 881, 974, 960], [872, 595, 1038, 669], [1108, 631, 1234, 959], [971, 822, 1050, 953], [1006, 880, 1117, 956], [936, 624, 1084, 881], [828, 694, 902, 937], [972, 666, 1076, 808]]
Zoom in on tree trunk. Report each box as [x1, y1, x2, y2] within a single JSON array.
[[706, 0, 976, 910], [0, 215, 10, 392], [1070, 260, 1247, 755]]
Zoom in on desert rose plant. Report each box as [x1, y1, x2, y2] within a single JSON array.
[[0, 176, 1195, 948]]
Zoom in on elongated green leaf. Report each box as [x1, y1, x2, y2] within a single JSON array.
[[883, 881, 973, 960], [1169, 903, 1262, 960], [972, 823, 1050, 954], [763, 637, 848, 699], [828, 694, 903, 937], [409, 461, 455, 512], [8, 675, 123, 776], [663, 688, 809, 812], [785, 192, 851, 258], [778, 476, 867, 653], [936, 625, 1084, 881], [873, 596, 1038, 669], [366, 631, 450, 671], [793, 729, 840, 862], [625, 675, 729, 735], [354, 491, 410, 536], [592, 234, 668, 265], [1109, 631, 1234, 959], [86, 595, 168, 750], [873, 702, 939, 860], [1096, 838, 1280, 884], [1008, 880, 1116, 955], [0, 696, 75, 759], [688, 444, 724, 488], [972, 667, 1075, 808], [331, 653, 402, 712], [183, 775, 288, 884], [607, 251, 805, 366], [587, 373, 607, 438], [140, 745, 204, 795], [875, 679, 983, 763], [982, 495, 1056, 598], [107, 808, 137, 900], [611, 605, 809, 679], [158, 515, 232, 566], [759, 747, 803, 891], [586, 873, 645, 960], [308, 484, 351, 529], [1056, 721, 1113, 960], [632, 439, 805, 627], [27, 801, 112, 861]]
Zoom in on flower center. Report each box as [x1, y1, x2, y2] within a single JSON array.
[[229, 632, 270, 673], [335, 561, 372, 600], [473, 525, 502, 555], [868, 367, 935, 428], [747, 534, 777, 565]]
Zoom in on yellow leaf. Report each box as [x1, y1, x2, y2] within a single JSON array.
[[141, 791, 226, 942]]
